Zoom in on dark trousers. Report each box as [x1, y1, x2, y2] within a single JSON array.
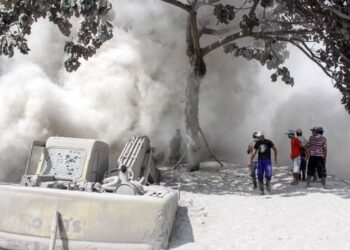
[[300, 158, 307, 171], [257, 159, 272, 181], [307, 156, 327, 178]]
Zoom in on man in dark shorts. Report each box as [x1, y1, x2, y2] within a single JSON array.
[[249, 131, 278, 195]]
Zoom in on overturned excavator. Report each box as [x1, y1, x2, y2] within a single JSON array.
[[0, 136, 179, 250]]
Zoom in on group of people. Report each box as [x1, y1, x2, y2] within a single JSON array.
[[247, 127, 328, 195]]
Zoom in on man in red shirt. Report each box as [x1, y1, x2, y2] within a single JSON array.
[[286, 130, 301, 185]]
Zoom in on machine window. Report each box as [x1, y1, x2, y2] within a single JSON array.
[[41, 148, 87, 178]]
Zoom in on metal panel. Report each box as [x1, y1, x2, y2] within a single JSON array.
[[0, 184, 178, 250]]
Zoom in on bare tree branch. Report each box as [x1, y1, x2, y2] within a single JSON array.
[[202, 31, 246, 55], [292, 42, 336, 86], [272, 36, 338, 85], [172, 151, 188, 169], [160, 0, 192, 12], [196, 0, 220, 9], [203, 29, 314, 55], [198, 126, 224, 167], [339, 51, 350, 64], [189, 8, 202, 56], [200, 26, 236, 36], [248, 0, 260, 17], [201, 0, 220, 4]]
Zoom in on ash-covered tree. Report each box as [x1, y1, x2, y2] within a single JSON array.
[[0, 0, 113, 72], [160, 0, 350, 171]]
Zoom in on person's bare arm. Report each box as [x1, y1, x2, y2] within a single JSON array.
[[272, 146, 278, 165], [247, 144, 252, 154], [305, 139, 310, 160], [249, 148, 257, 166]]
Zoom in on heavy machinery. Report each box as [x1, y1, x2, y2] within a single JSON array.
[[0, 136, 179, 250]]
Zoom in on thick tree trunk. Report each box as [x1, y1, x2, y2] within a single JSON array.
[[184, 9, 206, 171], [185, 70, 201, 171]]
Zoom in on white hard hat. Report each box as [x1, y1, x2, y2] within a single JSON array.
[[256, 131, 264, 137]]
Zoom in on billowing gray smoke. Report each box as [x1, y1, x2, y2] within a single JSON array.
[[0, 0, 349, 182], [201, 47, 350, 179]]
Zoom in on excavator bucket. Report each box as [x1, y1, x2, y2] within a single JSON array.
[[0, 136, 179, 250], [0, 184, 178, 250]]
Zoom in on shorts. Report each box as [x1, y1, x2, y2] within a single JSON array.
[[291, 156, 301, 173], [300, 158, 307, 171]]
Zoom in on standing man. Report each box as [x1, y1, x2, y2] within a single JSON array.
[[306, 127, 327, 188], [249, 131, 278, 195], [247, 132, 258, 189], [296, 128, 308, 181], [169, 129, 183, 164], [286, 129, 301, 185]]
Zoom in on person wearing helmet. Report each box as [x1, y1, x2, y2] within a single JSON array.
[[296, 129, 308, 181], [316, 127, 324, 134], [247, 132, 258, 189], [306, 127, 327, 188], [249, 131, 278, 195], [286, 129, 301, 185]]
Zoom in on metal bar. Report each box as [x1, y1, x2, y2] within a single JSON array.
[[24, 141, 46, 175], [24, 144, 34, 175], [49, 211, 59, 250]]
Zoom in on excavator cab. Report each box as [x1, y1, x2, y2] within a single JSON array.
[[21, 137, 109, 187], [0, 136, 178, 250]]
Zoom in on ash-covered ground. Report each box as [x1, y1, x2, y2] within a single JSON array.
[[161, 162, 350, 250]]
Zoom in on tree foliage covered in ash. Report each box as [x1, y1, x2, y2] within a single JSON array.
[[0, 0, 113, 72], [286, 0, 350, 113], [163, 0, 350, 113], [1, 0, 350, 111]]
